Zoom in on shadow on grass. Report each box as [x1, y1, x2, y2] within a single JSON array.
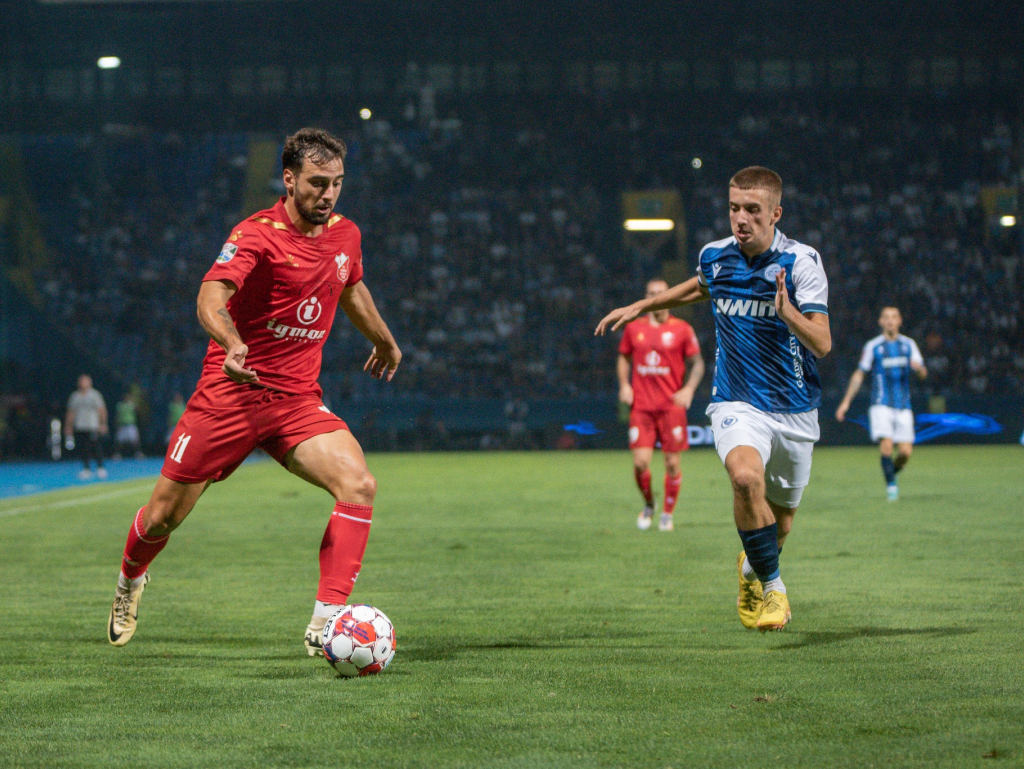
[[773, 625, 975, 650], [404, 631, 682, 662]]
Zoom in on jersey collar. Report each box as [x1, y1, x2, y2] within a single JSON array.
[[732, 228, 784, 264]]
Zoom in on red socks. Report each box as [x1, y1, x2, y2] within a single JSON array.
[[121, 507, 170, 579], [634, 468, 654, 506], [664, 473, 682, 514], [119, 500, 373, 603], [317, 501, 373, 605]]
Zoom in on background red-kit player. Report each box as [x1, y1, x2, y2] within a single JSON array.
[[616, 278, 704, 532]]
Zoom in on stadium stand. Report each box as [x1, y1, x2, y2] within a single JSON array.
[[0, 4, 1020, 454]]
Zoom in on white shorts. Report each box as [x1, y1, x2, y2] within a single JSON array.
[[868, 405, 915, 444], [706, 401, 819, 509], [116, 424, 140, 445]]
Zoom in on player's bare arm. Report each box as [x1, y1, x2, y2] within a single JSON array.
[[596, 277, 709, 336], [913, 361, 928, 380], [616, 354, 634, 406], [673, 352, 705, 409], [196, 279, 258, 384], [835, 368, 865, 421], [339, 280, 402, 382], [773, 269, 831, 358]]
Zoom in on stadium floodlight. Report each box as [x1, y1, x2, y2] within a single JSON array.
[[999, 215, 1016, 227], [359, 108, 372, 120], [623, 218, 675, 232], [97, 56, 121, 70]]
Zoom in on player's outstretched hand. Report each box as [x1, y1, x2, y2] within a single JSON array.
[[773, 268, 790, 316], [223, 342, 258, 383], [835, 403, 848, 422], [364, 342, 402, 382], [595, 304, 641, 336]]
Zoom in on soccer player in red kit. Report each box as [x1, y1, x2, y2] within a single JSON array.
[[107, 128, 402, 656], [617, 278, 704, 532]]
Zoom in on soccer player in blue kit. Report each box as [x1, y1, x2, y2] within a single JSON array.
[[596, 166, 831, 631], [835, 306, 927, 501]]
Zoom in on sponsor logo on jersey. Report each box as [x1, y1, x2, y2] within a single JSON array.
[[335, 252, 350, 281], [881, 356, 909, 368], [229, 229, 245, 242], [712, 263, 723, 278], [789, 334, 806, 388], [637, 350, 670, 376], [297, 296, 323, 325], [714, 298, 777, 317], [216, 243, 238, 263], [722, 416, 738, 428], [628, 426, 640, 444], [266, 318, 327, 341]]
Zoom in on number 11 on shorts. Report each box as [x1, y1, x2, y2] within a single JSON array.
[[170, 434, 192, 463]]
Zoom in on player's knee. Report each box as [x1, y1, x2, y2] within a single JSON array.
[[729, 466, 764, 500], [143, 501, 186, 536], [339, 468, 376, 505]]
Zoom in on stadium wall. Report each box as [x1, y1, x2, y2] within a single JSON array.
[[325, 394, 1024, 452]]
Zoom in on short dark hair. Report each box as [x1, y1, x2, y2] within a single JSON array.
[[281, 127, 347, 173], [729, 166, 783, 206]]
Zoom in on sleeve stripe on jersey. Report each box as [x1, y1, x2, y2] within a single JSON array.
[[798, 302, 828, 314]]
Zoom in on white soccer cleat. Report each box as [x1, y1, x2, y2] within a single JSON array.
[[636, 505, 654, 530], [97, 467, 109, 480], [107, 572, 150, 646], [886, 483, 899, 501], [658, 513, 674, 532], [304, 615, 327, 657]]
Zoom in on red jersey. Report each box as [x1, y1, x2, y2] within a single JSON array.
[[196, 197, 364, 400], [618, 316, 700, 412]]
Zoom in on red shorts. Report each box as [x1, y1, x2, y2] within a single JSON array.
[[162, 387, 349, 483], [628, 407, 689, 452]]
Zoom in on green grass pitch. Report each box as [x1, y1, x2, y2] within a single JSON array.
[[1, 445, 1022, 768]]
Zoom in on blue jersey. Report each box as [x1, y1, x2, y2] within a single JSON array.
[[857, 334, 923, 409], [697, 229, 829, 414]]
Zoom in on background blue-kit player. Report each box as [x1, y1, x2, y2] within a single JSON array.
[[835, 306, 928, 500]]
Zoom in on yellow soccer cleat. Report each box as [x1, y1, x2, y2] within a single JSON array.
[[757, 590, 792, 632], [107, 572, 150, 646], [736, 551, 763, 629], [304, 615, 327, 657]]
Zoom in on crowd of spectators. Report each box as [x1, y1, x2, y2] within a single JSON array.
[[4, 90, 1020, 454]]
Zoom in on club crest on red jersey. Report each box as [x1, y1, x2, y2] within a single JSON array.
[[335, 252, 350, 281]]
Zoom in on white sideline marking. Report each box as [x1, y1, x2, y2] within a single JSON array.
[[0, 483, 151, 519]]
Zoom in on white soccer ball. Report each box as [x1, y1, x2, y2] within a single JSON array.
[[321, 604, 396, 677]]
